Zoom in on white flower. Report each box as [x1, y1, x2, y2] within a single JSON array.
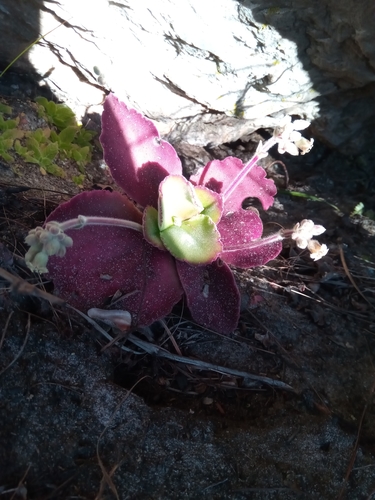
[[274, 116, 314, 156], [294, 136, 314, 155], [291, 219, 326, 249], [307, 240, 329, 261]]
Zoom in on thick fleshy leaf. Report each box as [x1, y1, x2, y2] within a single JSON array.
[[176, 259, 240, 335], [194, 185, 223, 224], [217, 206, 281, 268], [143, 206, 165, 250], [190, 157, 276, 211], [46, 190, 183, 326], [100, 94, 182, 208], [160, 214, 222, 264], [158, 175, 203, 231], [218, 208, 263, 249]]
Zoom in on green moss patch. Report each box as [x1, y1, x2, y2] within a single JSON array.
[[0, 97, 97, 185]]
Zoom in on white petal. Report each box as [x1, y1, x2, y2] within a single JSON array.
[[307, 240, 328, 261], [294, 137, 314, 155], [295, 237, 308, 249], [277, 141, 287, 154], [312, 224, 326, 236], [274, 116, 292, 138], [280, 128, 295, 143], [292, 119, 311, 131], [289, 130, 302, 142], [284, 141, 299, 156], [300, 219, 315, 230], [292, 220, 316, 242], [280, 115, 292, 127]]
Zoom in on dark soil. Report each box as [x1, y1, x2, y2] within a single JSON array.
[[0, 89, 375, 500]]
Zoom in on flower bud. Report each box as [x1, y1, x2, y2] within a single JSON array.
[[25, 248, 49, 273], [307, 240, 328, 261], [44, 238, 63, 256], [24, 221, 73, 273]]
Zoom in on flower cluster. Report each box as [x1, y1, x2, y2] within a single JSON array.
[[274, 116, 314, 156], [291, 219, 328, 260]]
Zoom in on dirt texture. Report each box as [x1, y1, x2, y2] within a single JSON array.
[[0, 87, 375, 500]]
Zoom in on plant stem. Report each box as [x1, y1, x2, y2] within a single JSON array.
[[222, 136, 277, 203], [0, 20, 68, 78], [223, 230, 285, 253], [58, 215, 143, 233]]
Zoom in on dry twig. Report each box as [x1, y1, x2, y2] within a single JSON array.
[[0, 311, 13, 351], [127, 333, 294, 391], [0, 267, 65, 305], [337, 379, 375, 500], [72, 307, 294, 392], [0, 314, 31, 377], [339, 245, 375, 310]]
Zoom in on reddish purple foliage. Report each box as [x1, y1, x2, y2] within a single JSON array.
[[100, 94, 182, 208], [44, 94, 283, 334], [46, 190, 183, 326], [191, 157, 282, 267], [190, 157, 277, 211], [176, 260, 240, 333]]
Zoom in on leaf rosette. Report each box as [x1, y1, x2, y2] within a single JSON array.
[[25, 94, 322, 334]]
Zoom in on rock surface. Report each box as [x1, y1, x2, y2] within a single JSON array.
[[1, 0, 374, 154], [1, 313, 374, 499]]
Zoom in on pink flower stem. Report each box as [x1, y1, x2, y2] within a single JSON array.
[[224, 231, 289, 253], [222, 137, 277, 203], [223, 229, 290, 253], [58, 216, 143, 233]]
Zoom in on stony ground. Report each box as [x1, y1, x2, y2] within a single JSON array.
[[0, 88, 375, 500]]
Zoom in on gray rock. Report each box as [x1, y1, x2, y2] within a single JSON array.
[[1, 317, 374, 499], [1, 1, 374, 150]]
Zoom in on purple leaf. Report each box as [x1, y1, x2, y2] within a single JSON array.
[[190, 157, 276, 211], [217, 208, 282, 269], [100, 94, 182, 208], [218, 208, 263, 248], [191, 157, 282, 269], [46, 190, 183, 326], [217, 199, 281, 268], [176, 260, 240, 335]]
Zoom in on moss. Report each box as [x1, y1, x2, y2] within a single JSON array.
[[0, 97, 96, 184]]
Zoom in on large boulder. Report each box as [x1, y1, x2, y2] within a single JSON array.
[[1, 0, 374, 153]]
